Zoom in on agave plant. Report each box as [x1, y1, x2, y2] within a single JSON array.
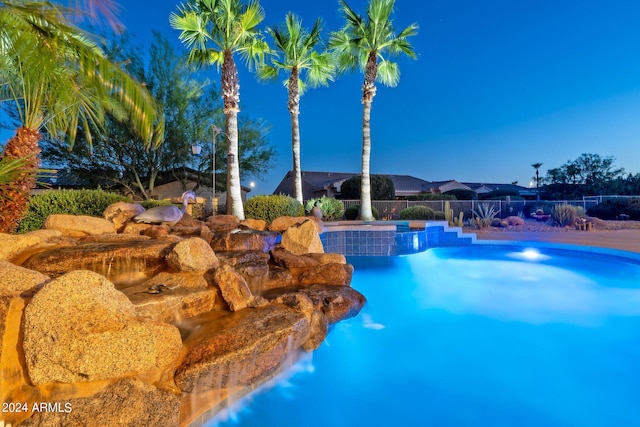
[[471, 202, 500, 229]]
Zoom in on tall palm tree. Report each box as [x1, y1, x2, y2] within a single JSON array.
[[532, 162, 543, 200], [330, 0, 418, 221], [0, 0, 161, 232], [170, 0, 269, 220], [258, 13, 334, 204]]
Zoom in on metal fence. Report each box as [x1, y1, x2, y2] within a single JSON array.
[[340, 199, 600, 221]]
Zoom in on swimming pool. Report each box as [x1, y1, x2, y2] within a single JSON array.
[[208, 244, 640, 427]]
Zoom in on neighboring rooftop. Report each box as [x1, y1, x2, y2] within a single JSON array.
[[273, 170, 535, 200]]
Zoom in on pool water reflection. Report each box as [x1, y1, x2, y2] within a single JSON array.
[[209, 245, 640, 427]]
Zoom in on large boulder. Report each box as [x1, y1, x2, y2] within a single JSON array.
[[122, 222, 152, 235], [269, 293, 328, 352], [268, 216, 323, 234], [298, 263, 354, 286], [213, 264, 253, 312], [165, 237, 219, 272], [205, 215, 240, 232], [241, 218, 267, 231], [19, 379, 180, 427], [103, 202, 145, 232], [0, 290, 14, 364], [21, 239, 175, 281], [0, 261, 49, 293], [259, 268, 296, 292], [0, 230, 63, 262], [263, 284, 366, 324], [210, 230, 280, 253], [270, 247, 320, 269], [22, 270, 183, 385], [174, 305, 309, 393], [122, 272, 217, 323], [280, 220, 324, 255], [44, 214, 116, 237]]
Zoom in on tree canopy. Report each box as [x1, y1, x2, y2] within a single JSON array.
[[40, 32, 276, 200]]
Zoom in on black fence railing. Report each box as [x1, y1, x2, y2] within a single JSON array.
[[339, 199, 599, 221]]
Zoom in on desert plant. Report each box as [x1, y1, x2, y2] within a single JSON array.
[[470, 202, 500, 229], [444, 200, 464, 227], [344, 204, 379, 220], [434, 211, 446, 220], [244, 194, 304, 223], [17, 189, 130, 233], [551, 203, 579, 227], [305, 197, 345, 221], [399, 206, 435, 220]]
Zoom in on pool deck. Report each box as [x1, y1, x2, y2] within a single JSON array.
[[473, 229, 640, 254]]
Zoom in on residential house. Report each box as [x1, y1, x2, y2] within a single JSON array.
[[273, 170, 535, 200]]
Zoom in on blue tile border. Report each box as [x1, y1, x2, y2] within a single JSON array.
[[320, 221, 477, 256]]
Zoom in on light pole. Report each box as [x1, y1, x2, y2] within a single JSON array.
[[192, 125, 224, 215], [211, 125, 224, 214]]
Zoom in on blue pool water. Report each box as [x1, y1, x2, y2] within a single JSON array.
[[209, 245, 640, 427]]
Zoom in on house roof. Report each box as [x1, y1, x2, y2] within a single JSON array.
[[273, 171, 537, 199], [462, 182, 535, 195]]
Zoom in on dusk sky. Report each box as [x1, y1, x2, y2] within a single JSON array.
[[6, 0, 640, 195]]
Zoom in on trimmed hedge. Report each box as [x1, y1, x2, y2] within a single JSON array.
[[17, 189, 130, 233], [344, 204, 379, 220], [407, 193, 456, 201], [304, 196, 345, 221], [399, 206, 435, 220], [245, 194, 304, 223], [340, 175, 395, 200]]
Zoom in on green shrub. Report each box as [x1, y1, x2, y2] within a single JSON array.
[[140, 199, 172, 209], [443, 189, 477, 200], [304, 196, 345, 221], [434, 210, 446, 220], [407, 193, 456, 201], [587, 198, 640, 220], [244, 194, 304, 223], [479, 189, 522, 200], [18, 189, 130, 233], [344, 204, 380, 220], [340, 175, 395, 200], [399, 206, 435, 220], [551, 203, 578, 227]]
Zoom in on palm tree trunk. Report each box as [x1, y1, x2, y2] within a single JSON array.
[[359, 52, 378, 221], [289, 68, 303, 204], [360, 99, 374, 221], [0, 127, 41, 233], [226, 111, 244, 220], [221, 50, 245, 220]]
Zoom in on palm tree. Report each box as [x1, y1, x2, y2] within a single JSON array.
[[532, 162, 543, 200], [330, 0, 418, 221], [0, 0, 161, 232], [170, 0, 269, 220], [258, 13, 334, 205]]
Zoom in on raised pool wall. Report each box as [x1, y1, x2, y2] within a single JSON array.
[[320, 221, 476, 256]]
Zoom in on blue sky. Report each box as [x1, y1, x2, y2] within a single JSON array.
[[5, 0, 640, 195]]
